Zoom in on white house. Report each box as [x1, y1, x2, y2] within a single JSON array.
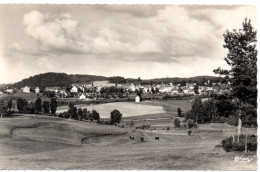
[[129, 84, 136, 92], [79, 94, 86, 100], [35, 87, 40, 94], [135, 95, 141, 102], [70, 85, 78, 93], [45, 87, 60, 92], [159, 86, 172, 93], [23, 86, 31, 93], [6, 89, 14, 94]]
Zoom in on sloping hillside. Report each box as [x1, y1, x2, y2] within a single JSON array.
[[69, 74, 107, 83], [11, 73, 72, 89], [10, 73, 108, 89]]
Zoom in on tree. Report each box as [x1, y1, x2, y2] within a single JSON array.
[[92, 110, 100, 120], [17, 98, 28, 113], [7, 99, 12, 111], [50, 98, 58, 114], [194, 84, 199, 94], [177, 108, 182, 117], [68, 103, 77, 119], [0, 100, 8, 118], [110, 109, 122, 125], [43, 101, 50, 113], [189, 97, 203, 123], [201, 98, 217, 122], [77, 108, 83, 120], [35, 97, 42, 113], [82, 108, 88, 119], [214, 18, 257, 126]]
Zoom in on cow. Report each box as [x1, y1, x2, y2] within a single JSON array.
[[129, 136, 135, 140], [140, 137, 144, 142]]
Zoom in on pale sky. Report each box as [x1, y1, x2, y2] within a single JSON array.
[[0, 4, 257, 84]]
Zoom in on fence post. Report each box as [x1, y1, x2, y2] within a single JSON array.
[[232, 134, 235, 143], [245, 134, 248, 153]]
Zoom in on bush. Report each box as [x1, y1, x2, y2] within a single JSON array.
[[166, 126, 170, 130], [17, 98, 28, 113], [177, 108, 182, 117], [222, 134, 257, 152], [187, 119, 195, 129], [110, 109, 122, 124], [43, 101, 50, 113], [50, 98, 58, 114], [35, 97, 42, 113], [92, 109, 100, 120], [0, 100, 8, 117], [174, 118, 181, 128], [77, 108, 83, 120], [68, 103, 77, 119], [227, 115, 238, 126]]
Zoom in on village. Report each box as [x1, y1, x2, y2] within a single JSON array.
[[0, 80, 231, 102]]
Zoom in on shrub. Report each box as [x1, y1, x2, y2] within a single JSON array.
[[222, 134, 257, 152], [177, 108, 182, 117], [68, 103, 77, 119], [50, 98, 58, 114], [92, 109, 100, 120], [35, 97, 42, 113], [187, 119, 195, 129], [7, 99, 12, 110], [43, 101, 50, 113], [110, 109, 122, 124], [174, 118, 181, 128], [17, 98, 28, 113], [166, 126, 170, 130], [227, 115, 238, 126], [77, 108, 83, 120], [0, 100, 8, 117]]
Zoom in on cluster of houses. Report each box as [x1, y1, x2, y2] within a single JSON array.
[[0, 80, 231, 100]]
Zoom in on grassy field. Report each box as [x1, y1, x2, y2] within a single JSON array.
[[0, 114, 257, 170], [57, 99, 190, 119], [57, 102, 166, 118]]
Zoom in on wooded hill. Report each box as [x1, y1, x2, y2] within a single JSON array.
[[9, 72, 222, 90], [108, 76, 223, 86], [10, 73, 108, 89]]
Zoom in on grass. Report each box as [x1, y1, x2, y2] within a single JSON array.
[[57, 102, 166, 118], [0, 113, 257, 170]]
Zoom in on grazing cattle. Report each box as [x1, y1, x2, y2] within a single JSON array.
[[155, 137, 159, 140], [188, 130, 192, 135], [140, 137, 144, 142], [129, 136, 135, 140]]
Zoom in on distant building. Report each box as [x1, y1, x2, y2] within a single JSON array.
[[135, 95, 141, 102], [45, 87, 60, 92], [35, 87, 40, 94], [6, 89, 14, 94], [79, 94, 86, 100], [129, 83, 136, 92], [159, 86, 172, 93], [23, 86, 31, 93], [70, 85, 78, 93]]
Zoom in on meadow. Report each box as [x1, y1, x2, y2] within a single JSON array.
[[0, 114, 256, 170], [0, 95, 257, 170]]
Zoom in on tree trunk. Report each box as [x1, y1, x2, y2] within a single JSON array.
[[237, 113, 242, 135]]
